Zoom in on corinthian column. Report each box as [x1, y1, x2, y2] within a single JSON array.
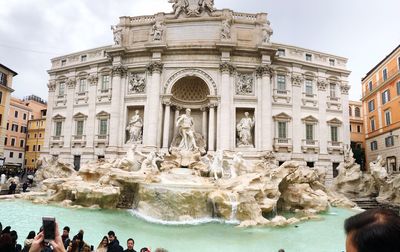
[[162, 102, 171, 149], [86, 74, 98, 149], [43, 81, 56, 154], [109, 64, 127, 148], [64, 78, 76, 148], [256, 65, 274, 151], [143, 61, 163, 148], [218, 62, 235, 151], [208, 104, 216, 151]]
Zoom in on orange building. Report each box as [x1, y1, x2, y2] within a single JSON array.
[[349, 100, 365, 169], [361, 44, 400, 173], [0, 64, 16, 160], [4, 97, 31, 169]]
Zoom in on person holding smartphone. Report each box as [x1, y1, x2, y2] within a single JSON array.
[[29, 220, 66, 252]]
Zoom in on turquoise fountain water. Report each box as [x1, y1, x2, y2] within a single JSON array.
[[0, 200, 358, 252]]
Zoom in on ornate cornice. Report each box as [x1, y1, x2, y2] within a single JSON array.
[[317, 78, 328, 91], [112, 64, 128, 77], [255, 64, 274, 78], [66, 78, 76, 89], [291, 74, 304, 87], [88, 74, 99, 86], [146, 61, 164, 74], [219, 62, 236, 75], [47, 81, 56, 92]]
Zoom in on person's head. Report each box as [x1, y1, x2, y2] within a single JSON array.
[[186, 108, 191, 115], [140, 248, 150, 252], [278, 249, 285, 252], [344, 208, 400, 252], [10, 230, 18, 244], [99, 236, 108, 248], [135, 110, 139, 115], [244, 112, 249, 117], [75, 232, 83, 243], [107, 231, 116, 242], [63, 226, 70, 236], [127, 238, 134, 249], [26, 231, 36, 239], [155, 248, 168, 252]]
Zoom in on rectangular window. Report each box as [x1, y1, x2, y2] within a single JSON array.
[[306, 124, 314, 140], [4, 137, 7, 145], [20, 139, 24, 148], [331, 126, 338, 142], [383, 68, 388, 81], [277, 75, 286, 91], [99, 119, 108, 135], [55, 121, 62, 136], [81, 55, 87, 62], [357, 125, 361, 133], [59, 82, 65, 96], [385, 110, 391, 126], [26, 145, 29, 151], [306, 54, 312, 61], [385, 136, 394, 147], [0, 91, 2, 104], [76, 121, 84, 136], [370, 118, 376, 131], [350, 125, 352, 132], [14, 111, 18, 118], [79, 79, 87, 93], [278, 122, 287, 139], [368, 81, 373, 91], [368, 100, 375, 112], [18, 153, 22, 159], [9, 152, 13, 158], [101, 75, 110, 90], [23, 113, 27, 120], [397, 81, 400, 95], [330, 83, 336, 98], [61, 59, 66, 66], [33, 145, 36, 151], [382, 90, 390, 104], [329, 59, 335, 66], [11, 138, 15, 146], [6, 122, 8, 130], [0, 72, 7, 85], [370, 141, 378, 151], [277, 49, 285, 56], [38, 145, 41, 151], [398, 57, 400, 70], [305, 80, 313, 96]]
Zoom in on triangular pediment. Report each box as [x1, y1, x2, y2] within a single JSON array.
[[96, 111, 110, 118], [73, 112, 87, 119], [273, 112, 292, 121], [327, 118, 342, 125], [302, 115, 319, 123], [52, 114, 65, 120]]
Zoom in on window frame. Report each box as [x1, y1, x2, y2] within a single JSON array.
[[382, 89, 390, 104], [385, 136, 394, 147], [382, 68, 388, 81], [277, 74, 286, 91], [101, 75, 110, 91], [331, 126, 338, 142], [370, 141, 378, 151], [385, 110, 391, 126], [368, 100, 375, 112], [277, 121, 287, 139], [305, 79, 313, 96], [305, 124, 314, 140], [370, 118, 376, 131]]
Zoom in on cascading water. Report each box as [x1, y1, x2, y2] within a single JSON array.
[[228, 193, 239, 221]]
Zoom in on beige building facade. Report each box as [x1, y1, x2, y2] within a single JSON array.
[[44, 1, 351, 181]]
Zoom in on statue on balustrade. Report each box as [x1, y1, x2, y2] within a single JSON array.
[[126, 110, 143, 144], [236, 112, 255, 147]]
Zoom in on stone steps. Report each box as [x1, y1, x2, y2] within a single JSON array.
[[353, 198, 380, 210]]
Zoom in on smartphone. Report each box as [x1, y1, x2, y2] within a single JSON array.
[[42, 217, 56, 242]]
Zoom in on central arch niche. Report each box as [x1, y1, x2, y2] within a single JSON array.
[[171, 76, 210, 104]]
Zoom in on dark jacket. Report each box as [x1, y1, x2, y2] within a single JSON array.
[[107, 239, 123, 252]]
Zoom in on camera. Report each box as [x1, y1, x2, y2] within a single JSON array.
[[42, 217, 56, 242]]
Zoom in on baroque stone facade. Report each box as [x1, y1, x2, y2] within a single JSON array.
[[44, 1, 350, 181]]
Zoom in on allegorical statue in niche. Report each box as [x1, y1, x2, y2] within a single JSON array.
[[176, 108, 198, 151], [151, 20, 164, 41], [236, 112, 255, 147], [111, 25, 122, 45], [262, 20, 273, 44], [126, 110, 143, 144], [221, 19, 231, 40]]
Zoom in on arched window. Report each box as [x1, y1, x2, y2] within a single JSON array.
[[355, 107, 361, 117], [349, 106, 352, 116]]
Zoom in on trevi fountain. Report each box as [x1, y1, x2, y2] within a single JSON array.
[[1, 1, 400, 251]]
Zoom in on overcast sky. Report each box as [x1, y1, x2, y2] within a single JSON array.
[[0, 0, 399, 101]]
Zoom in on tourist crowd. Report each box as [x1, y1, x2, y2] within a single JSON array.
[[0, 222, 167, 252]]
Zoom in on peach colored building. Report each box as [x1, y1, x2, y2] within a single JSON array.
[[349, 100, 365, 169], [361, 44, 400, 173], [4, 97, 31, 169], [0, 64, 16, 161]]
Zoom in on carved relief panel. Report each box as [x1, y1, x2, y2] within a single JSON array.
[[128, 72, 146, 94], [235, 73, 254, 95]]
